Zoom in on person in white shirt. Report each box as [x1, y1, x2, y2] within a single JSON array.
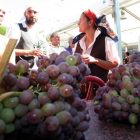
[[73, 9, 120, 83], [0, 5, 15, 64], [73, 9, 120, 98], [5, 3, 50, 68], [49, 33, 66, 55]]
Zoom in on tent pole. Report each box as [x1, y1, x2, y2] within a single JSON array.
[[113, 0, 123, 64]]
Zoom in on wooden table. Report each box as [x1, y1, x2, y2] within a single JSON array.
[[85, 100, 140, 140]]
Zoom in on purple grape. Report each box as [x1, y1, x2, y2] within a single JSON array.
[[118, 65, 126, 73], [15, 60, 29, 74], [74, 53, 82, 64], [37, 72, 49, 85], [58, 62, 70, 73], [30, 69, 38, 79], [28, 99, 40, 110], [3, 74, 17, 87], [53, 101, 64, 114], [41, 103, 55, 117], [102, 101, 111, 109], [111, 96, 118, 103], [45, 116, 59, 131], [69, 66, 80, 77], [7, 62, 16, 74], [77, 112, 86, 122], [15, 104, 28, 117], [75, 121, 89, 132], [59, 84, 74, 97], [69, 107, 77, 117], [71, 97, 81, 108], [17, 77, 30, 90], [71, 116, 80, 126], [112, 102, 121, 111], [41, 56, 52, 67], [59, 51, 70, 59], [56, 111, 71, 125], [83, 67, 91, 76], [48, 126, 62, 138], [94, 105, 101, 114], [19, 90, 34, 105], [58, 73, 70, 84], [48, 87, 60, 100], [20, 114, 29, 126], [50, 53, 59, 61], [28, 109, 44, 124], [55, 56, 65, 65], [74, 132, 85, 140], [76, 63, 86, 73], [38, 92, 52, 105], [121, 111, 128, 121], [46, 65, 59, 77], [36, 122, 48, 138]]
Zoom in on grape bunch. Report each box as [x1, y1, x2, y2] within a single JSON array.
[[0, 51, 90, 140], [93, 62, 140, 127], [129, 52, 140, 64]]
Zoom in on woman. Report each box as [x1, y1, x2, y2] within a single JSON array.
[[73, 9, 120, 83], [73, 9, 120, 98]]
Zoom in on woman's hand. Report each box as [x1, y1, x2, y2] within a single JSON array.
[[81, 54, 98, 65]]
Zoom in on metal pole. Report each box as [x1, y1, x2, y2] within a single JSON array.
[[113, 0, 123, 64]]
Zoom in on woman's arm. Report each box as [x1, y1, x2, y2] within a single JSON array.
[[94, 58, 118, 70], [81, 54, 118, 70], [15, 48, 44, 58]]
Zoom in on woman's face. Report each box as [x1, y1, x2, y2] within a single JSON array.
[[78, 13, 89, 32]]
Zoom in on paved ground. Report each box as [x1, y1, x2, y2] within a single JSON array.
[[85, 100, 140, 140]]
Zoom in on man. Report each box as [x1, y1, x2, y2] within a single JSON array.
[[0, 5, 15, 63], [49, 33, 66, 55], [5, 3, 49, 68], [65, 37, 74, 55]]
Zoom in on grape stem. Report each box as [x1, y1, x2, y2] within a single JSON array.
[[29, 85, 34, 90], [0, 91, 22, 102], [33, 90, 40, 94], [42, 68, 46, 72], [17, 72, 21, 79], [52, 83, 58, 88]]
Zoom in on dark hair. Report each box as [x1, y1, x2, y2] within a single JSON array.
[[50, 33, 55, 40], [126, 52, 130, 56], [82, 12, 97, 30]]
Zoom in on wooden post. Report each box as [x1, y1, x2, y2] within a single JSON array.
[[0, 39, 17, 82]]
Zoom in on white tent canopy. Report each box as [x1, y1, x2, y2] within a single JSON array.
[[1, 0, 140, 50], [41, 0, 140, 48]]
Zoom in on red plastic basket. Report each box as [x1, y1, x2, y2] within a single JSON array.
[[82, 76, 105, 101]]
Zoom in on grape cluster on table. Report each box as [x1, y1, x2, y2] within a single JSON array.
[[0, 51, 91, 140], [93, 53, 140, 127], [129, 52, 140, 64]]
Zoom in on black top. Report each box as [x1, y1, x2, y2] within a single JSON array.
[[75, 34, 109, 83]]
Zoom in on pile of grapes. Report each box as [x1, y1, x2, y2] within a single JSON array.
[[93, 61, 140, 127], [129, 52, 140, 64], [0, 51, 90, 140]]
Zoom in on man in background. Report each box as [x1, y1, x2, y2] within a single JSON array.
[[49, 33, 66, 55], [65, 36, 74, 55], [5, 3, 49, 68]]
